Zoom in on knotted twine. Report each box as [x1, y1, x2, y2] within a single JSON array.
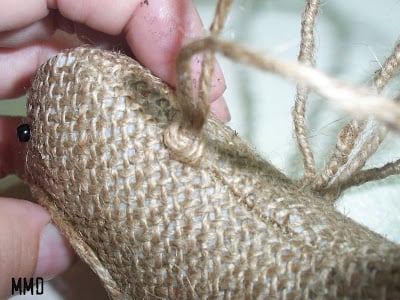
[[22, 1, 400, 299]]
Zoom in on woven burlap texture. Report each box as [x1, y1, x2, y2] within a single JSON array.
[[25, 47, 399, 299]]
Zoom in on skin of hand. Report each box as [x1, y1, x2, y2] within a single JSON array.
[[0, 1, 228, 298]]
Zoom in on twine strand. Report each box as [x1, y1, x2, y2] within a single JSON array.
[[293, 0, 320, 180], [175, 0, 232, 132], [164, 0, 232, 165], [315, 40, 400, 191], [313, 121, 360, 191], [180, 37, 400, 130], [195, 0, 232, 131], [316, 42, 400, 190], [170, 0, 400, 190], [313, 118, 365, 191], [341, 157, 400, 189], [210, 0, 233, 35], [374, 41, 400, 90], [328, 124, 387, 191]]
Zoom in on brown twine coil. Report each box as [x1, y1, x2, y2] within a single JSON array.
[[163, 120, 205, 165], [22, 0, 400, 298]]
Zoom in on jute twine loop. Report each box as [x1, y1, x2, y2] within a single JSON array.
[[163, 118, 205, 165], [163, 0, 232, 165]]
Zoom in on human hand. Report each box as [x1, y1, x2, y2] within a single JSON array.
[[0, 1, 228, 298]]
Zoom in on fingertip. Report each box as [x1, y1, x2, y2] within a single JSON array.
[[0, 198, 74, 298], [125, 0, 206, 83], [210, 96, 231, 122], [33, 223, 75, 280], [210, 60, 227, 102], [124, 0, 227, 110]]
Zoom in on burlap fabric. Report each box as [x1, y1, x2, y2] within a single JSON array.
[[24, 47, 400, 299]]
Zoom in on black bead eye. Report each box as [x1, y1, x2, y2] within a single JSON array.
[[17, 124, 31, 142]]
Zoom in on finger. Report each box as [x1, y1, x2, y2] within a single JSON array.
[[52, 0, 227, 102], [0, 14, 130, 54], [210, 96, 231, 122], [0, 41, 68, 99], [0, 198, 75, 299], [0, 20, 129, 98], [1, 0, 227, 115], [0, 16, 55, 48], [125, 0, 226, 102], [3, 0, 226, 95], [0, 116, 25, 178], [0, 0, 48, 31]]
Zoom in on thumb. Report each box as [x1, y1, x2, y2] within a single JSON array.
[[0, 198, 75, 299]]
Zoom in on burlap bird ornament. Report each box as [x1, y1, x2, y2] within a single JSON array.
[[18, 0, 400, 299], [19, 45, 399, 298]]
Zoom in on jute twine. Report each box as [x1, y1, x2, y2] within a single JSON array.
[[23, 0, 400, 298]]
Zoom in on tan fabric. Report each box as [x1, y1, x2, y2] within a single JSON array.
[[25, 47, 400, 299]]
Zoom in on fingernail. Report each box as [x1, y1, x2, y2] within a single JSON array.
[[210, 96, 231, 122], [34, 223, 74, 280]]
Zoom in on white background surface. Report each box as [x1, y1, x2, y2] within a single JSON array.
[[4, 0, 400, 298]]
